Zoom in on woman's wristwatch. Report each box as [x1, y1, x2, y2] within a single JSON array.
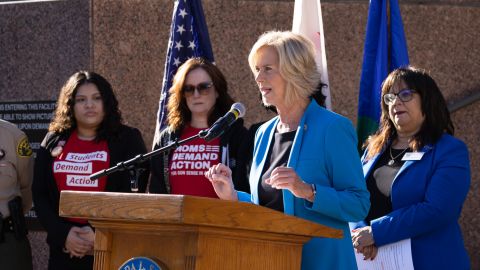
[[306, 183, 316, 202]]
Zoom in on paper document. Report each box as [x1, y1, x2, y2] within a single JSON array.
[[354, 238, 414, 270]]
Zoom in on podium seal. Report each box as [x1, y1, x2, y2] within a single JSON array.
[[118, 257, 164, 270]]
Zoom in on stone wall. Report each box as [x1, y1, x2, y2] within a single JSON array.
[[1, 0, 478, 269]]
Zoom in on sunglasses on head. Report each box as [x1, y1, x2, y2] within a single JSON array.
[[183, 82, 213, 97], [383, 88, 416, 105]]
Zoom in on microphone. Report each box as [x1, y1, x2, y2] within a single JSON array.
[[200, 103, 246, 141]]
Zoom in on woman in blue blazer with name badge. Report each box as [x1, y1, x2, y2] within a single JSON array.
[[351, 67, 471, 269], [205, 31, 370, 270]]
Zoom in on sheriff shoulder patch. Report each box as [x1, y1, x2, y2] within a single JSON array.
[[17, 137, 33, 157]]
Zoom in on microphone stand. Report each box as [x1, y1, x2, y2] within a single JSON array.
[[89, 129, 209, 192]]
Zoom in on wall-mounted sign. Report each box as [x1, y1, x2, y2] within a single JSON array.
[[0, 100, 56, 153]]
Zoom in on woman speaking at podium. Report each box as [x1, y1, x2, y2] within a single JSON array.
[[32, 71, 149, 270], [149, 58, 249, 197], [205, 31, 370, 270]]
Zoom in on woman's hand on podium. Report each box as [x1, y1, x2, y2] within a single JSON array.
[[205, 163, 238, 201]]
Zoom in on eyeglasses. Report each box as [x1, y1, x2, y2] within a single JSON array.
[[383, 88, 417, 105], [183, 82, 214, 97]]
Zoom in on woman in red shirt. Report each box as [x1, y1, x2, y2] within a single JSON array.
[[149, 58, 249, 197], [32, 71, 149, 270]]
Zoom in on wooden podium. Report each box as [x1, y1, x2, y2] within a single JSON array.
[[59, 191, 342, 270]]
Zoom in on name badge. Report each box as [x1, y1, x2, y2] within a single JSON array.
[[402, 152, 424, 161]]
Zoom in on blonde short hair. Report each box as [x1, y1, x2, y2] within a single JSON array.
[[248, 31, 321, 107]]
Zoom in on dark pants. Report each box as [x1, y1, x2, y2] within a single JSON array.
[[48, 246, 94, 270], [0, 231, 33, 270]]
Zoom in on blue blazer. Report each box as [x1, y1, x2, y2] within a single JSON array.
[[361, 134, 470, 269], [238, 100, 370, 270]]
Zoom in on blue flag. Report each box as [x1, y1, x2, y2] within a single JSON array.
[[155, 0, 214, 135], [356, 0, 409, 151]]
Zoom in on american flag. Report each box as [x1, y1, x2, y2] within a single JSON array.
[[155, 0, 214, 135]]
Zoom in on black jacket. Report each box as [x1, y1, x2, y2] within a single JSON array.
[[32, 125, 149, 250], [148, 120, 250, 194]]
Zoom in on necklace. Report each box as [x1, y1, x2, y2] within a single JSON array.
[[388, 145, 408, 166], [277, 121, 298, 133]]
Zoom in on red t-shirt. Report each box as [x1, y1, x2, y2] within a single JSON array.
[[53, 130, 110, 223], [169, 125, 220, 198]]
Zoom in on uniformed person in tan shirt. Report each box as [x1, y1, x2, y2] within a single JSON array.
[[0, 119, 34, 270]]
